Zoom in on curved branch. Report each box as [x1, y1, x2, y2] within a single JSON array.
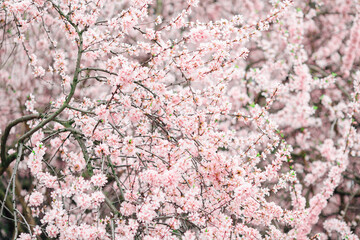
[[1, 15, 85, 176], [1, 114, 40, 168]]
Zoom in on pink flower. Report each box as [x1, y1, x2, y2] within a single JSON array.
[[95, 144, 110, 157], [121, 14, 136, 33], [17, 233, 31, 240], [76, 194, 92, 210], [91, 191, 106, 208], [91, 173, 108, 187], [28, 191, 44, 207], [33, 0, 45, 6], [95, 105, 109, 122], [137, 203, 156, 223], [33, 225, 42, 236], [46, 225, 59, 238], [324, 219, 359, 240], [189, 27, 209, 43], [145, 28, 156, 40], [187, 0, 199, 7], [122, 136, 136, 155], [128, 108, 143, 123], [121, 202, 136, 216]]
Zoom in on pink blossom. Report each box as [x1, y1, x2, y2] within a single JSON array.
[[76, 194, 92, 210], [2, 0, 360, 239], [17, 233, 31, 240], [91, 191, 106, 208], [121, 202, 136, 216], [28, 191, 44, 207], [90, 173, 107, 188], [46, 225, 59, 238], [187, 0, 199, 7]]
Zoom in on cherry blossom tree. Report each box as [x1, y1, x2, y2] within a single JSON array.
[[1, 0, 360, 239]]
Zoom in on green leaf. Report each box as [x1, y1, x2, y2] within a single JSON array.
[[331, 72, 337, 77], [313, 106, 318, 110]]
